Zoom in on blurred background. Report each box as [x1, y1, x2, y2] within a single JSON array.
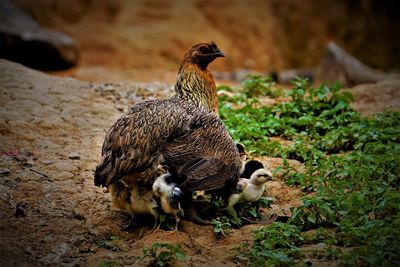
[[2, 0, 400, 83]]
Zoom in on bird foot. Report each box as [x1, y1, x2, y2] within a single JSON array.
[[163, 229, 182, 239], [185, 205, 213, 225], [122, 216, 140, 232]]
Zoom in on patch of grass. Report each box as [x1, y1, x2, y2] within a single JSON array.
[[211, 196, 271, 237], [141, 242, 186, 267], [238, 222, 305, 266], [241, 74, 281, 98], [95, 232, 122, 252], [99, 260, 120, 267]]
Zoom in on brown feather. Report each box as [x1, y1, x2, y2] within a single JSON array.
[[162, 112, 242, 193]]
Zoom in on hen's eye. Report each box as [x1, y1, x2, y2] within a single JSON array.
[[199, 46, 208, 52]]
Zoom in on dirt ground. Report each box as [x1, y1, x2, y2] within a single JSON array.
[[1, 57, 399, 266]]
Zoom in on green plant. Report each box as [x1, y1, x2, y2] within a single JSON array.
[[241, 74, 281, 98], [95, 234, 122, 252], [211, 218, 232, 238], [218, 75, 400, 266], [99, 260, 120, 267], [141, 243, 186, 267], [240, 222, 304, 266], [210, 196, 271, 233]]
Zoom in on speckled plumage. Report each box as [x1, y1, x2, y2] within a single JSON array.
[[163, 112, 242, 192], [95, 97, 203, 187], [94, 42, 240, 196]]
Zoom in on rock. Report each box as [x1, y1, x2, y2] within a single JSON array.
[[52, 161, 78, 173], [41, 160, 53, 165], [274, 68, 316, 84], [0, 185, 13, 206], [15, 202, 27, 217], [24, 246, 34, 256], [15, 154, 27, 162], [57, 171, 74, 180], [24, 159, 35, 167], [4, 178, 17, 188], [0, 0, 78, 70], [40, 243, 69, 264], [43, 235, 54, 243], [19, 148, 32, 156], [0, 168, 11, 175], [68, 152, 80, 160], [316, 42, 400, 86], [38, 117, 64, 129]]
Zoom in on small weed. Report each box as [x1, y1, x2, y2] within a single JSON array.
[[211, 218, 232, 238], [95, 233, 122, 252], [99, 260, 120, 267], [141, 242, 186, 267]]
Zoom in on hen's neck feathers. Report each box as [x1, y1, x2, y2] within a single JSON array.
[[174, 60, 218, 114]]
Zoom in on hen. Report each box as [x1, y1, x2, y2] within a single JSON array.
[[94, 42, 224, 188]]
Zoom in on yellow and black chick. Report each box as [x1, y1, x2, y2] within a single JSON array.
[[226, 160, 274, 223], [109, 181, 159, 231]]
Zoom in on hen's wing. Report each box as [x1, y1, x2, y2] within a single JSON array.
[[95, 99, 193, 187], [162, 112, 242, 192], [176, 158, 226, 192]]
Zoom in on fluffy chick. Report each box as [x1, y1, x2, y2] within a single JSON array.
[[226, 160, 273, 222], [109, 181, 158, 231], [152, 173, 184, 231]]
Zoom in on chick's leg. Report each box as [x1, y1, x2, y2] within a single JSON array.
[[225, 194, 241, 225], [225, 205, 240, 224], [150, 208, 161, 233]]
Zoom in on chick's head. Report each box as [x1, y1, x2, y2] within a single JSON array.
[[251, 168, 273, 185]]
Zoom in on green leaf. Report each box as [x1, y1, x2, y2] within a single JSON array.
[[307, 213, 317, 224]]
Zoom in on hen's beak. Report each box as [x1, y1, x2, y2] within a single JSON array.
[[213, 50, 225, 57]]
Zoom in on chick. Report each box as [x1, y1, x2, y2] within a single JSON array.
[[226, 160, 273, 223], [152, 173, 184, 231], [109, 181, 158, 231]]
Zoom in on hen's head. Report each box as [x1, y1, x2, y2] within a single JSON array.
[[184, 41, 225, 69]]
